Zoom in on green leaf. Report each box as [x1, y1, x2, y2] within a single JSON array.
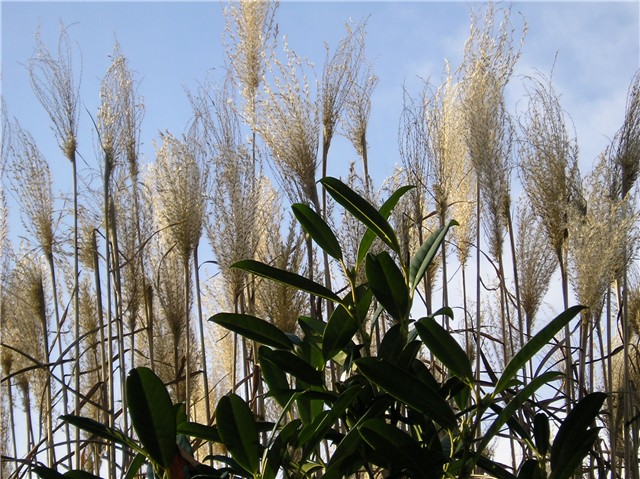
[[356, 185, 414, 265], [262, 420, 301, 479], [409, 220, 457, 293], [298, 385, 361, 457], [292, 203, 342, 261], [177, 422, 222, 443], [124, 453, 147, 479], [476, 456, 518, 479], [258, 346, 295, 408], [533, 413, 550, 456], [32, 466, 66, 479], [550, 392, 606, 479], [64, 472, 104, 479], [216, 394, 260, 476], [356, 357, 457, 429], [365, 252, 409, 323], [61, 415, 142, 454], [415, 316, 473, 383], [210, 312, 294, 350], [495, 305, 584, 394], [322, 304, 359, 361], [126, 367, 177, 469], [378, 324, 406, 364], [477, 371, 561, 457], [321, 177, 400, 254], [518, 459, 546, 479], [359, 419, 445, 479], [233, 259, 342, 305], [264, 349, 324, 387]]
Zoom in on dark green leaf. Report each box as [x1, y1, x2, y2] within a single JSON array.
[[64, 472, 104, 479], [266, 349, 324, 387], [233, 259, 342, 304], [495, 306, 584, 394], [550, 392, 606, 479], [356, 185, 414, 265], [409, 220, 458, 293], [366, 252, 409, 323], [359, 419, 444, 479], [32, 466, 66, 479], [476, 456, 518, 479], [378, 324, 406, 364], [321, 177, 400, 254], [262, 420, 301, 479], [415, 316, 473, 383], [322, 304, 359, 361], [61, 415, 142, 454], [124, 453, 147, 479], [216, 394, 260, 476], [258, 346, 295, 408], [292, 203, 342, 261], [356, 357, 457, 429], [534, 413, 550, 456], [126, 367, 177, 469], [210, 312, 293, 350], [177, 422, 222, 443]]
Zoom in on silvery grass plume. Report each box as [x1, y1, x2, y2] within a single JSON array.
[[255, 178, 306, 334], [342, 63, 377, 189], [154, 132, 207, 261], [257, 37, 320, 206], [207, 80, 263, 311], [610, 70, 640, 200], [28, 23, 80, 162], [6, 121, 56, 261], [224, 0, 278, 129], [321, 19, 369, 171], [518, 73, 581, 266], [515, 198, 556, 335], [461, 2, 523, 261], [568, 155, 638, 319]]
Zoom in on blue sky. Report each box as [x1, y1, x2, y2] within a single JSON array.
[[2, 1, 638, 195]]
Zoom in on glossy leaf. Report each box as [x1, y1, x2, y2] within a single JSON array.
[[495, 305, 584, 394], [476, 456, 518, 479], [124, 453, 147, 479], [259, 346, 295, 408], [321, 177, 400, 254], [266, 349, 324, 387], [409, 220, 458, 293], [216, 394, 260, 476], [356, 357, 457, 429], [262, 420, 301, 479], [550, 392, 606, 479], [177, 422, 222, 443], [32, 466, 66, 479], [126, 367, 176, 468], [322, 304, 359, 361], [533, 413, 550, 456], [356, 184, 414, 265], [365, 252, 409, 323], [359, 419, 444, 479], [210, 312, 293, 350], [415, 315, 473, 383], [233, 259, 342, 304], [61, 414, 142, 454], [292, 203, 342, 261]]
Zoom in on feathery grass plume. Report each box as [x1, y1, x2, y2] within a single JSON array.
[[6, 121, 56, 260], [610, 70, 640, 200], [154, 131, 207, 413], [224, 0, 278, 129], [255, 178, 306, 334], [257, 37, 320, 206], [342, 64, 377, 191], [6, 253, 53, 464], [568, 155, 639, 398], [28, 23, 80, 162], [515, 198, 556, 338]]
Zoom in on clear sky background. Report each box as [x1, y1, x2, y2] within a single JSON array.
[[2, 0, 639, 208]]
